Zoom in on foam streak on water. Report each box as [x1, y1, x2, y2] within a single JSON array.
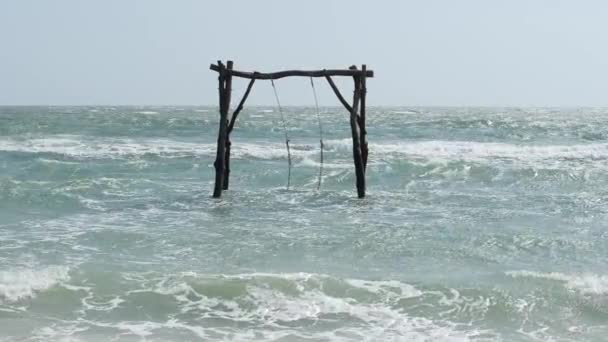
[[0, 106, 607, 341]]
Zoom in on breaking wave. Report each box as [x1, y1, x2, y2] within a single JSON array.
[[0, 266, 70, 303], [1, 135, 606, 166], [24, 272, 493, 341], [506, 270, 608, 295]]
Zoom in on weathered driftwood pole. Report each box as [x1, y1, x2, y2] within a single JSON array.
[[360, 64, 368, 171], [222, 61, 234, 191], [209, 61, 373, 198], [349, 66, 366, 198], [212, 61, 232, 198]]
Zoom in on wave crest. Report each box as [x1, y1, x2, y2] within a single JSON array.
[[506, 270, 608, 294], [0, 266, 70, 302]]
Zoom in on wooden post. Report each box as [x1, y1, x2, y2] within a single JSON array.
[[223, 141, 231, 190], [222, 61, 234, 191], [349, 69, 366, 198], [360, 64, 368, 170], [213, 61, 232, 198]]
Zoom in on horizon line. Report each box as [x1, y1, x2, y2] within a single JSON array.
[[1, 104, 607, 108]]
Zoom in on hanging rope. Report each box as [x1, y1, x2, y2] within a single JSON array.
[[310, 77, 324, 190], [270, 79, 292, 189]]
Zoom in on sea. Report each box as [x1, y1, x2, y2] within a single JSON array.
[[0, 106, 607, 341]]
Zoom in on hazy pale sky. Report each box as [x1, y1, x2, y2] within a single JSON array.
[[1, 0, 608, 106]]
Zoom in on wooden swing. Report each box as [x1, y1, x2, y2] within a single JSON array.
[[210, 60, 373, 198]]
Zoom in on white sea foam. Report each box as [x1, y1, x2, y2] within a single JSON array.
[[0, 136, 322, 161], [0, 270, 500, 340], [506, 270, 608, 294], [325, 139, 608, 162], [32, 324, 90, 341], [2, 135, 605, 171], [391, 110, 420, 114], [0, 136, 206, 159], [345, 278, 422, 298], [383, 140, 608, 162], [110, 272, 491, 341], [0, 266, 69, 302]]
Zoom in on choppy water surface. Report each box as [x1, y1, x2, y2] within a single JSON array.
[[0, 106, 607, 341]]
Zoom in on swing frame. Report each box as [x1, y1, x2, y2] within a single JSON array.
[[210, 60, 373, 198]]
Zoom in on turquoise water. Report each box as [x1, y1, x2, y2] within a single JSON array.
[[0, 106, 607, 341]]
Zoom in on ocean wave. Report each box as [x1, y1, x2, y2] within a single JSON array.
[[390, 110, 420, 114], [325, 139, 608, 163], [0, 136, 206, 159], [112, 272, 487, 341], [10, 269, 593, 341], [0, 136, 315, 160], [506, 270, 608, 295], [0, 266, 70, 302], [11, 271, 494, 340], [2, 135, 607, 165]]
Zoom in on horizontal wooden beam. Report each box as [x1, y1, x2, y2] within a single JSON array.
[[210, 64, 374, 79]]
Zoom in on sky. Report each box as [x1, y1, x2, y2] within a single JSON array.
[[1, 0, 608, 106]]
